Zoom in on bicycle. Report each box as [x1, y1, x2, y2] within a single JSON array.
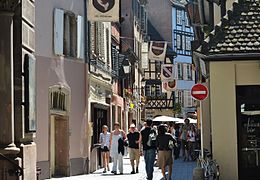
[[196, 149, 220, 180]]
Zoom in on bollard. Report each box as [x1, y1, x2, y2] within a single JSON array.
[[193, 167, 204, 180]]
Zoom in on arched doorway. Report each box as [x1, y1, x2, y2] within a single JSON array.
[[49, 85, 70, 177]]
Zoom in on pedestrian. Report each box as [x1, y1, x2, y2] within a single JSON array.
[[174, 124, 181, 159], [156, 124, 176, 180], [99, 125, 110, 173], [140, 119, 157, 180], [127, 124, 140, 174], [187, 124, 196, 161], [110, 122, 126, 175], [179, 118, 190, 161]]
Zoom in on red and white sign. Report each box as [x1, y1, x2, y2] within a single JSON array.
[[191, 84, 208, 101]]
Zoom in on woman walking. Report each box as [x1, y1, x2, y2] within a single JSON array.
[[156, 124, 176, 180], [110, 122, 126, 175], [99, 125, 110, 173], [187, 125, 196, 161]]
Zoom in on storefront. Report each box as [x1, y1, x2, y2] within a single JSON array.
[[88, 74, 112, 172], [209, 60, 260, 180]]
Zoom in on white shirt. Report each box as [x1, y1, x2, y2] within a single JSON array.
[[187, 131, 196, 142], [100, 132, 110, 148]]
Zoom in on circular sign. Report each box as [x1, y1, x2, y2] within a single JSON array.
[[191, 84, 208, 101]]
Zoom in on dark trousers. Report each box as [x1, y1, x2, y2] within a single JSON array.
[[144, 149, 156, 180]]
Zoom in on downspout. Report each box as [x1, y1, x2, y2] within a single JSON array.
[[83, 0, 90, 174]]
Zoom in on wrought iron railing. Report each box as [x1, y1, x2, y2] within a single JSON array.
[[90, 58, 118, 78]]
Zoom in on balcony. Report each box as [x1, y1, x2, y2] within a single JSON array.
[[90, 58, 117, 78]]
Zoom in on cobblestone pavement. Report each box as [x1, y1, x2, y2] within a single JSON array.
[[49, 156, 196, 180]]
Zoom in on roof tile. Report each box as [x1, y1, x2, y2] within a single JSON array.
[[201, 0, 260, 55]]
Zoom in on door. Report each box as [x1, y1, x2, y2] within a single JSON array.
[[54, 116, 69, 176], [237, 86, 260, 180]]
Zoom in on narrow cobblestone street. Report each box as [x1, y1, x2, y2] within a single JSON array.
[[49, 156, 196, 180]]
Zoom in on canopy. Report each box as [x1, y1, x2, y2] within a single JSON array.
[[153, 116, 181, 122], [176, 118, 197, 124]]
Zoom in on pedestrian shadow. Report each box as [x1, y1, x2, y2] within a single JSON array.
[[101, 172, 132, 176]]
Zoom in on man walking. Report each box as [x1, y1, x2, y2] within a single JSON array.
[[127, 124, 140, 174], [140, 119, 157, 180]]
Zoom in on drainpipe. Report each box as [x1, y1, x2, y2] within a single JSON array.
[[84, 0, 90, 174]]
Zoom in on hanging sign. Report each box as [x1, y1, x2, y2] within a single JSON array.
[[141, 42, 149, 69], [161, 64, 174, 80], [162, 79, 177, 92], [149, 41, 167, 61], [88, 0, 119, 22]]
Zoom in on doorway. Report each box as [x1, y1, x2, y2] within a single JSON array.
[[237, 86, 260, 180], [91, 103, 109, 167], [50, 115, 70, 177]]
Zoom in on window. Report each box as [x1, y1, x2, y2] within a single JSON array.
[[145, 85, 151, 96], [54, 8, 84, 59], [177, 63, 183, 79], [187, 64, 192, 80], [182, 35, 186, 51], [185, 12, 189, 26], [49, 85, 70, 116], [186, 36, 191, 51], [176, 34, 182, 50], [156, 85, 161, 96], [184, 90, 192, 108], [64, 13, 77, 57], [89, 22, 107, 61], [106, 28, 110, 65], [151, 85, 156, 97], [176, 9, 182, 25]]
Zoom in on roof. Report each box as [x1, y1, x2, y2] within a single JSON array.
[[200, 0, 260, 57], [147, 20, 177, 57]]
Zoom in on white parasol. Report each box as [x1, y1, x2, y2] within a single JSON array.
[[153, 116, 181, 122], [176, 118, 197, 124]]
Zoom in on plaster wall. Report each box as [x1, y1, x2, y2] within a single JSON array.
[[36, 56, 86, 162], [209, 60, 260, 180]]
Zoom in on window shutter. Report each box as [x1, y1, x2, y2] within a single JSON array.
[[77, 15, 84, 59], [90, 22, 95, 56], [112, 47, 119, 76], [184, 90, 189, 107], [100, 23, 105, 59], [54, 8, 64, 55], [183, 64, 187, 80]]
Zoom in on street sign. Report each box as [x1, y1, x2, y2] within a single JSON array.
[[191, 83, 208, 101]]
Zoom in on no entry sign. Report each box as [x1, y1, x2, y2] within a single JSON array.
[[191, 84, 208, 101]]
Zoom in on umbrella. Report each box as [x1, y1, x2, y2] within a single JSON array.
[[176, 118, 197, 124], [153, 116, 181, 122]]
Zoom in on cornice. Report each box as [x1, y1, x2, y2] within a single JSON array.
[[0, 0, 20, 12]]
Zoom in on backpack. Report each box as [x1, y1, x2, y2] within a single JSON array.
[[147, 129, 156, 147]]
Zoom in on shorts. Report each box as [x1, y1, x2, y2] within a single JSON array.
[[128, 148, 140, 161], [101, 146, 109, 152], [157, 150, 173, 168]]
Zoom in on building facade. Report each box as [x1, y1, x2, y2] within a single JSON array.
[[145, 0, 176, 118], [35, 0, 87, 178], [171, 0, 196, 117], [189, 0, 260, 179], [0, 0, 37, 179], [121, 0, 147, 127], [88, 21, 114, 172]]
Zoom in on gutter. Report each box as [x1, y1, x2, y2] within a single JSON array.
[[202, 52, 260, 61]]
